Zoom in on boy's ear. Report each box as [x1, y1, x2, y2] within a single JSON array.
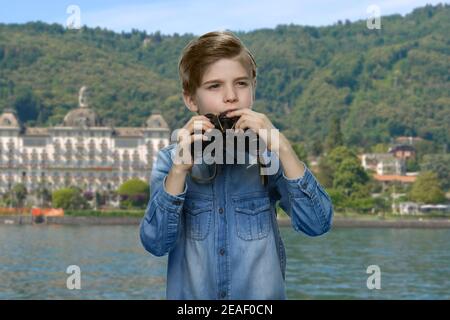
[[182, 91, 199, 113]]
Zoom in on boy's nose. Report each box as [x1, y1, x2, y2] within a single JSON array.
[[223, 86, 238, 104]]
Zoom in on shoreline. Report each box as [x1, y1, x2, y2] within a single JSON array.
[[1, 215, 450, 228]]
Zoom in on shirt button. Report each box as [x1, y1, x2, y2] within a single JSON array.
[[301, 182, 307, 189], [218, 208, 224, 214], [219, 248, 225, 256], [173, 200, 182, 205], [220, 291, 227, 298]]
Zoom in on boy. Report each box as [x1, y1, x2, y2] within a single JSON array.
[[140, 31, 333, 300]]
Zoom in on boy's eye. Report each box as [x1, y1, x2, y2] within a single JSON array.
[[207, 82, 248, 89]]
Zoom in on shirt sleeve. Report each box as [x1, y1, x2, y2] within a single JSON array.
[[140, 147, 187, 256], [269, 158, 334, 236]]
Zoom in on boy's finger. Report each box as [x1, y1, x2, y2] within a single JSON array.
[[197, 115, 214, 124], [188, 115, 209, 127], [190, 119, 214, 131], [190, 134, 209, 146], [194, 116, 214, 125], [226, 108, 250, 117]]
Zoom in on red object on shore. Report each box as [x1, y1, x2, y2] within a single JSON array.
[[31, 208, 64, 217]]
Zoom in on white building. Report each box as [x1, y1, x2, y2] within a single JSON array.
[[361, 153, 405, 175], [0, 89, 170, 195], [395, 202, 420, 215], [394, 202, 450, 215]]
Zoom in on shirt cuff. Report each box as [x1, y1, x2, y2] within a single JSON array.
[[156, 175, 188, 212], [282, 161, 317, 198]]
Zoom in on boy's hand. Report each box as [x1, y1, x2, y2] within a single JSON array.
[[227, 108, 305, 179], [173, 115, 214, 172], [226, 108, 280, 152]]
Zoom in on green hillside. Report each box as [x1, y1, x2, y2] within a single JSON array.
[[0, 4, 448, 153]]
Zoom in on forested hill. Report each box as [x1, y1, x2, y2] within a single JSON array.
[[0, 4, 448, 152]]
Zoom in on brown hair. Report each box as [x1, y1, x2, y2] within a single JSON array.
[[178, 31, 257, 97]]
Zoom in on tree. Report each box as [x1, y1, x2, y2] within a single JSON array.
[[324, 116, 343, 153], [406, 158, 420, 172], [318, 146, 373, 213], [333, 158, 370, 196], [325, 188, 346, 211], [13, 88, 41, 123], [94, 191, 106, 209], [11, 183, 27, 210], [420, 154, 450, 190], [292, 143, 309, 168], [409, 171, 446, 204], [52, 188, 89, 209], [152, 31, 162, 43], [310, 139, 323, 157], [117, 178, 150, 208], [370, 143, 389, 153], [317, 146, 357, 187], [35, 182, 52, 207]]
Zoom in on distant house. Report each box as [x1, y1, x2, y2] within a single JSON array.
[[420, 204, 450, 214], [360, 152, 416, 193], [361, 153, 405, 175], [394, 202, 450, 215], [396, 202, 420, 215], [373, 174, 416, 193], [388, 144, 416, 160]]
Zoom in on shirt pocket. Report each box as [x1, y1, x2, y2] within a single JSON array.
[[183, 194, 213, 241], [232, 192, 272, 241]]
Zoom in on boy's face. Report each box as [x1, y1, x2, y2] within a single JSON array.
[[183, 57, 255, 115]]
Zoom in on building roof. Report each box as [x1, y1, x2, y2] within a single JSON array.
[[1, 94, 169, 131], [373, 174, 416, 183], [388, 144, 416, 153], [0, 109, 21, 127], [146, 113, 169, 129]]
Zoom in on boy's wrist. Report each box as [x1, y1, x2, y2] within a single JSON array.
[[277, 133, 291, 154], [171, 164, 190, 175]]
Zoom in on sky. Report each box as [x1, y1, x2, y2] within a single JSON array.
[[0, 0, 447, 35]]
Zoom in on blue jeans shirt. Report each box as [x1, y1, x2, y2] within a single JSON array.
[[140, 143, 333, 299]]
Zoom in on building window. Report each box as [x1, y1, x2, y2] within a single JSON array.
[[115, 138, 138, 148]]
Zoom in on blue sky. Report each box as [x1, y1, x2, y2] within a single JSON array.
[[0, 0, 446, 35]]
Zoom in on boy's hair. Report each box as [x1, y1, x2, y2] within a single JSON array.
[[178, 31, 257, 97]]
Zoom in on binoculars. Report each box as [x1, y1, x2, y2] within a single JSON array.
[[189, 110, 268, 186], [190, 110, 262, 159], [205, 110, 240, 133]]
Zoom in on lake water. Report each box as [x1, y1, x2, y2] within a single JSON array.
[[0, 225, 449, 299]]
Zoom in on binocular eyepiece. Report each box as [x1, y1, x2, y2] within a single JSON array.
[[204, 110, 240, 133]]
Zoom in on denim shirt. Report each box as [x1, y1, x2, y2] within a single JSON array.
[[140, 143, 334, 300]]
